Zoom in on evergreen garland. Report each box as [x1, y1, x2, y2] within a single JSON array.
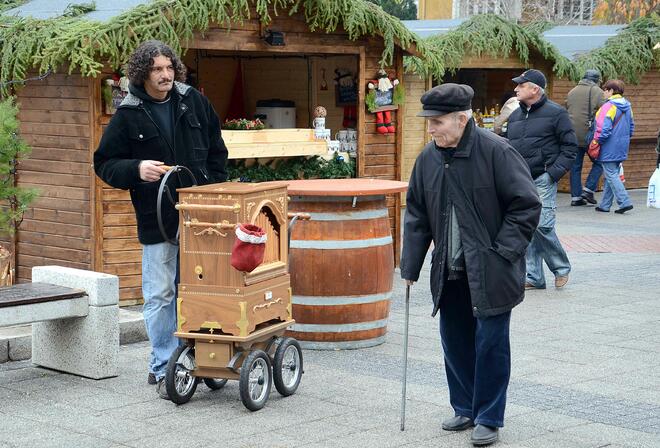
[[228, 154, 355, 182], [0, 0, 437, 94], [572, 14, 660, 84], [405, 14, 577, 81]]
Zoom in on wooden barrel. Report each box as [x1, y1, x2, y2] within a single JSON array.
[[283, 178, 407, 349]]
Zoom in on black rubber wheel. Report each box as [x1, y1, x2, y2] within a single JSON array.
[[239, 350, 272, 411], [165, 345, 198, 405], [272, 337, 303, 396], [203, 378, 228, 390]]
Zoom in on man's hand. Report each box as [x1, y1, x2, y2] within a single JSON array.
[[405, 280, 415, 286], [139, 160, 169, 182]]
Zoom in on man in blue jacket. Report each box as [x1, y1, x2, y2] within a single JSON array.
[[94, 40, 228, 398], [506, 69, 577, 290]]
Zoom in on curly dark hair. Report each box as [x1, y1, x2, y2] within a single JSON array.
[[127, 40, 187, 86]]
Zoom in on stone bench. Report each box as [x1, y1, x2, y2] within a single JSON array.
[[0, 266, 119, 379]]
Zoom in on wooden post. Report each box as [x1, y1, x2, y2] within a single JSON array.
[[0, 243, 12, 286]]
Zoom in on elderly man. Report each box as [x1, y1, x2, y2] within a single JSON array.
[[94, 40, 228, 398], [566, 69, 606, 206], [401, 83, 541, 447], [506, 69, 577, 290]]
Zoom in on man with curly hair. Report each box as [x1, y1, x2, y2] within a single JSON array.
[[94, 40, 228, 399]]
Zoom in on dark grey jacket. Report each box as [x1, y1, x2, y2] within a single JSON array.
[[401, 120, 541, 318], [507, 95, 577, 181]]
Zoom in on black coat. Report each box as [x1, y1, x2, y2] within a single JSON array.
[[506, 95, 577, 181], [94, 82, 228, 244], [401, 120, 541, 317]]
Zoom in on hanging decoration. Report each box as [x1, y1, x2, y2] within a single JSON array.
[[365, 69, 403, 135]]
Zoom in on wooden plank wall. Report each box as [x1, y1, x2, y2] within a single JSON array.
[[553, 68, 659, 192], [13, 74, 93, 283], [360, 40, 403, 264]]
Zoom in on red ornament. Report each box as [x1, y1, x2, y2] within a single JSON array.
[[230, 224, 267, 272]]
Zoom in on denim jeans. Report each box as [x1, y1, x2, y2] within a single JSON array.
[[142, 241, 179, 381], [439, 279, 511, 428], [598, 161, 632, 211], [569, 146, 603, 199], [526, 173, 571, 288]]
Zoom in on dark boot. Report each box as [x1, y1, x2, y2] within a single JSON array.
[[471, 424, 499, 446], [442, 415, 474, 431]]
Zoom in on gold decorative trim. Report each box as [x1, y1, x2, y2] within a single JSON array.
[[176, 297, 186, 331], [237, 302, 249, 337], [287, 287, 293, 319], [276, 196, 286, 213], [193, 227, 227, 237], [246, 201, 256, 217], [200, 321, 222, 334], [180, 281, 290, 298], [253, 298, 282, 313]]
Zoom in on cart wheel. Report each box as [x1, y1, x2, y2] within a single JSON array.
[[165, 345, 198, 405], [239, 350, 272, 411], [273, 337, 303, 396], [203, 378, 228, 390]]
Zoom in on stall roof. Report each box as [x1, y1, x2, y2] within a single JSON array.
[[543, 25, 626, 59], [3, 0, 147, 22], [402, 19, 626, 60]]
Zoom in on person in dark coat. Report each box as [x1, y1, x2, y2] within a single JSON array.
[[566, 69, 606, 206], [506, 69, 577, 290], [94, 40, 228, 399], [401, 83, 541, 447]]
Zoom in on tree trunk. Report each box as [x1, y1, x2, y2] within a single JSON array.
[[0, 243, 13, 287]]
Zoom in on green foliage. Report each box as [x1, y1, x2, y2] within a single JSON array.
[[62, 2, 96, 18], [227, 154, 355, 182], [0, 0, 435, 94], [406, 14, 577, 82], [392, 82, 404, 105], [365, 89, 377, 112], [0, 98, 38, 236], [407, 13, 659, 84], [366, 0, 416, 20], [572, 13, 660, 84]]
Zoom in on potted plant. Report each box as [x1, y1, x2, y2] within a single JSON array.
[[0, 97, 38, 286]]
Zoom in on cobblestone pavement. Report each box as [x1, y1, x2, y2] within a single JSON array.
[[1, 190, 659, 448]]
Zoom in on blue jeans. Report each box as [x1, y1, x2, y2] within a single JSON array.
[[526, 173, 571, 288], [142, 242, 179, 381], [440, 279, 511, 428], [569, 146, 603, 199], [598, 161, 632, 211]]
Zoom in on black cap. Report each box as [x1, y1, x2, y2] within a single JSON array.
[[512, 69, 547, 89], [583, 69, 601, 83], [417, 83, 474, 117]]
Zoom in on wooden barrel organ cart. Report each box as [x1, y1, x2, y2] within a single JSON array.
[[165, 180, 304, 410]]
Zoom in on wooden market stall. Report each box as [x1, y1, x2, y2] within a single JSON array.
[[401, 15, 660, 191], [0, 0, 434, 304]]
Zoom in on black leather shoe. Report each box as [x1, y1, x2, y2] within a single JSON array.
[[571, 199, 587, 206], [581, 191, 597, 204], [442, 415, 474, 431], [471, 424, 499, 446], [595, 206, 609, 212], [614, 205, 633, 214], [147, 372, 156, 385]]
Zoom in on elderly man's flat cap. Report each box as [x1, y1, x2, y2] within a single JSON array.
[[417, 83, 474, 117], [512, 69, 547, 89]]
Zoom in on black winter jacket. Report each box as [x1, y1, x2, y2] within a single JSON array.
[[94, 82, 228, 244], [401, 120, 541, 317], [506, 95, 577, 181]]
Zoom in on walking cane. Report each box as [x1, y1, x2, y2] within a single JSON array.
[[400, 283, 411, 431]]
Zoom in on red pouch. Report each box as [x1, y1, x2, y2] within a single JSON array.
[[230, 224, 267, 272]]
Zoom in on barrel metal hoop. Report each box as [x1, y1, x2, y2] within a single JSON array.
[[302, 208, 389, 221], [292, 292, 391, 306], [298, 336, 387, 350], [290, 236, 393, 250], [290, 318, 388, 333]]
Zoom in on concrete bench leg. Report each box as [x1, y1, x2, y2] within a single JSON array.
[[31, 266, 119, 379]]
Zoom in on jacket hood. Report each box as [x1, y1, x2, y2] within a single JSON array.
[[120, 81, 191, 108], [578, 79, 598, 87], [608, 95, 631, 113]]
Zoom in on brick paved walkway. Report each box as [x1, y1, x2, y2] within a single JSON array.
[[561, 235, 660, 253]]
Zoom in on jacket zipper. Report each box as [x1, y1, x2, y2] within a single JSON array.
[[140, 105, 177, 163]]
